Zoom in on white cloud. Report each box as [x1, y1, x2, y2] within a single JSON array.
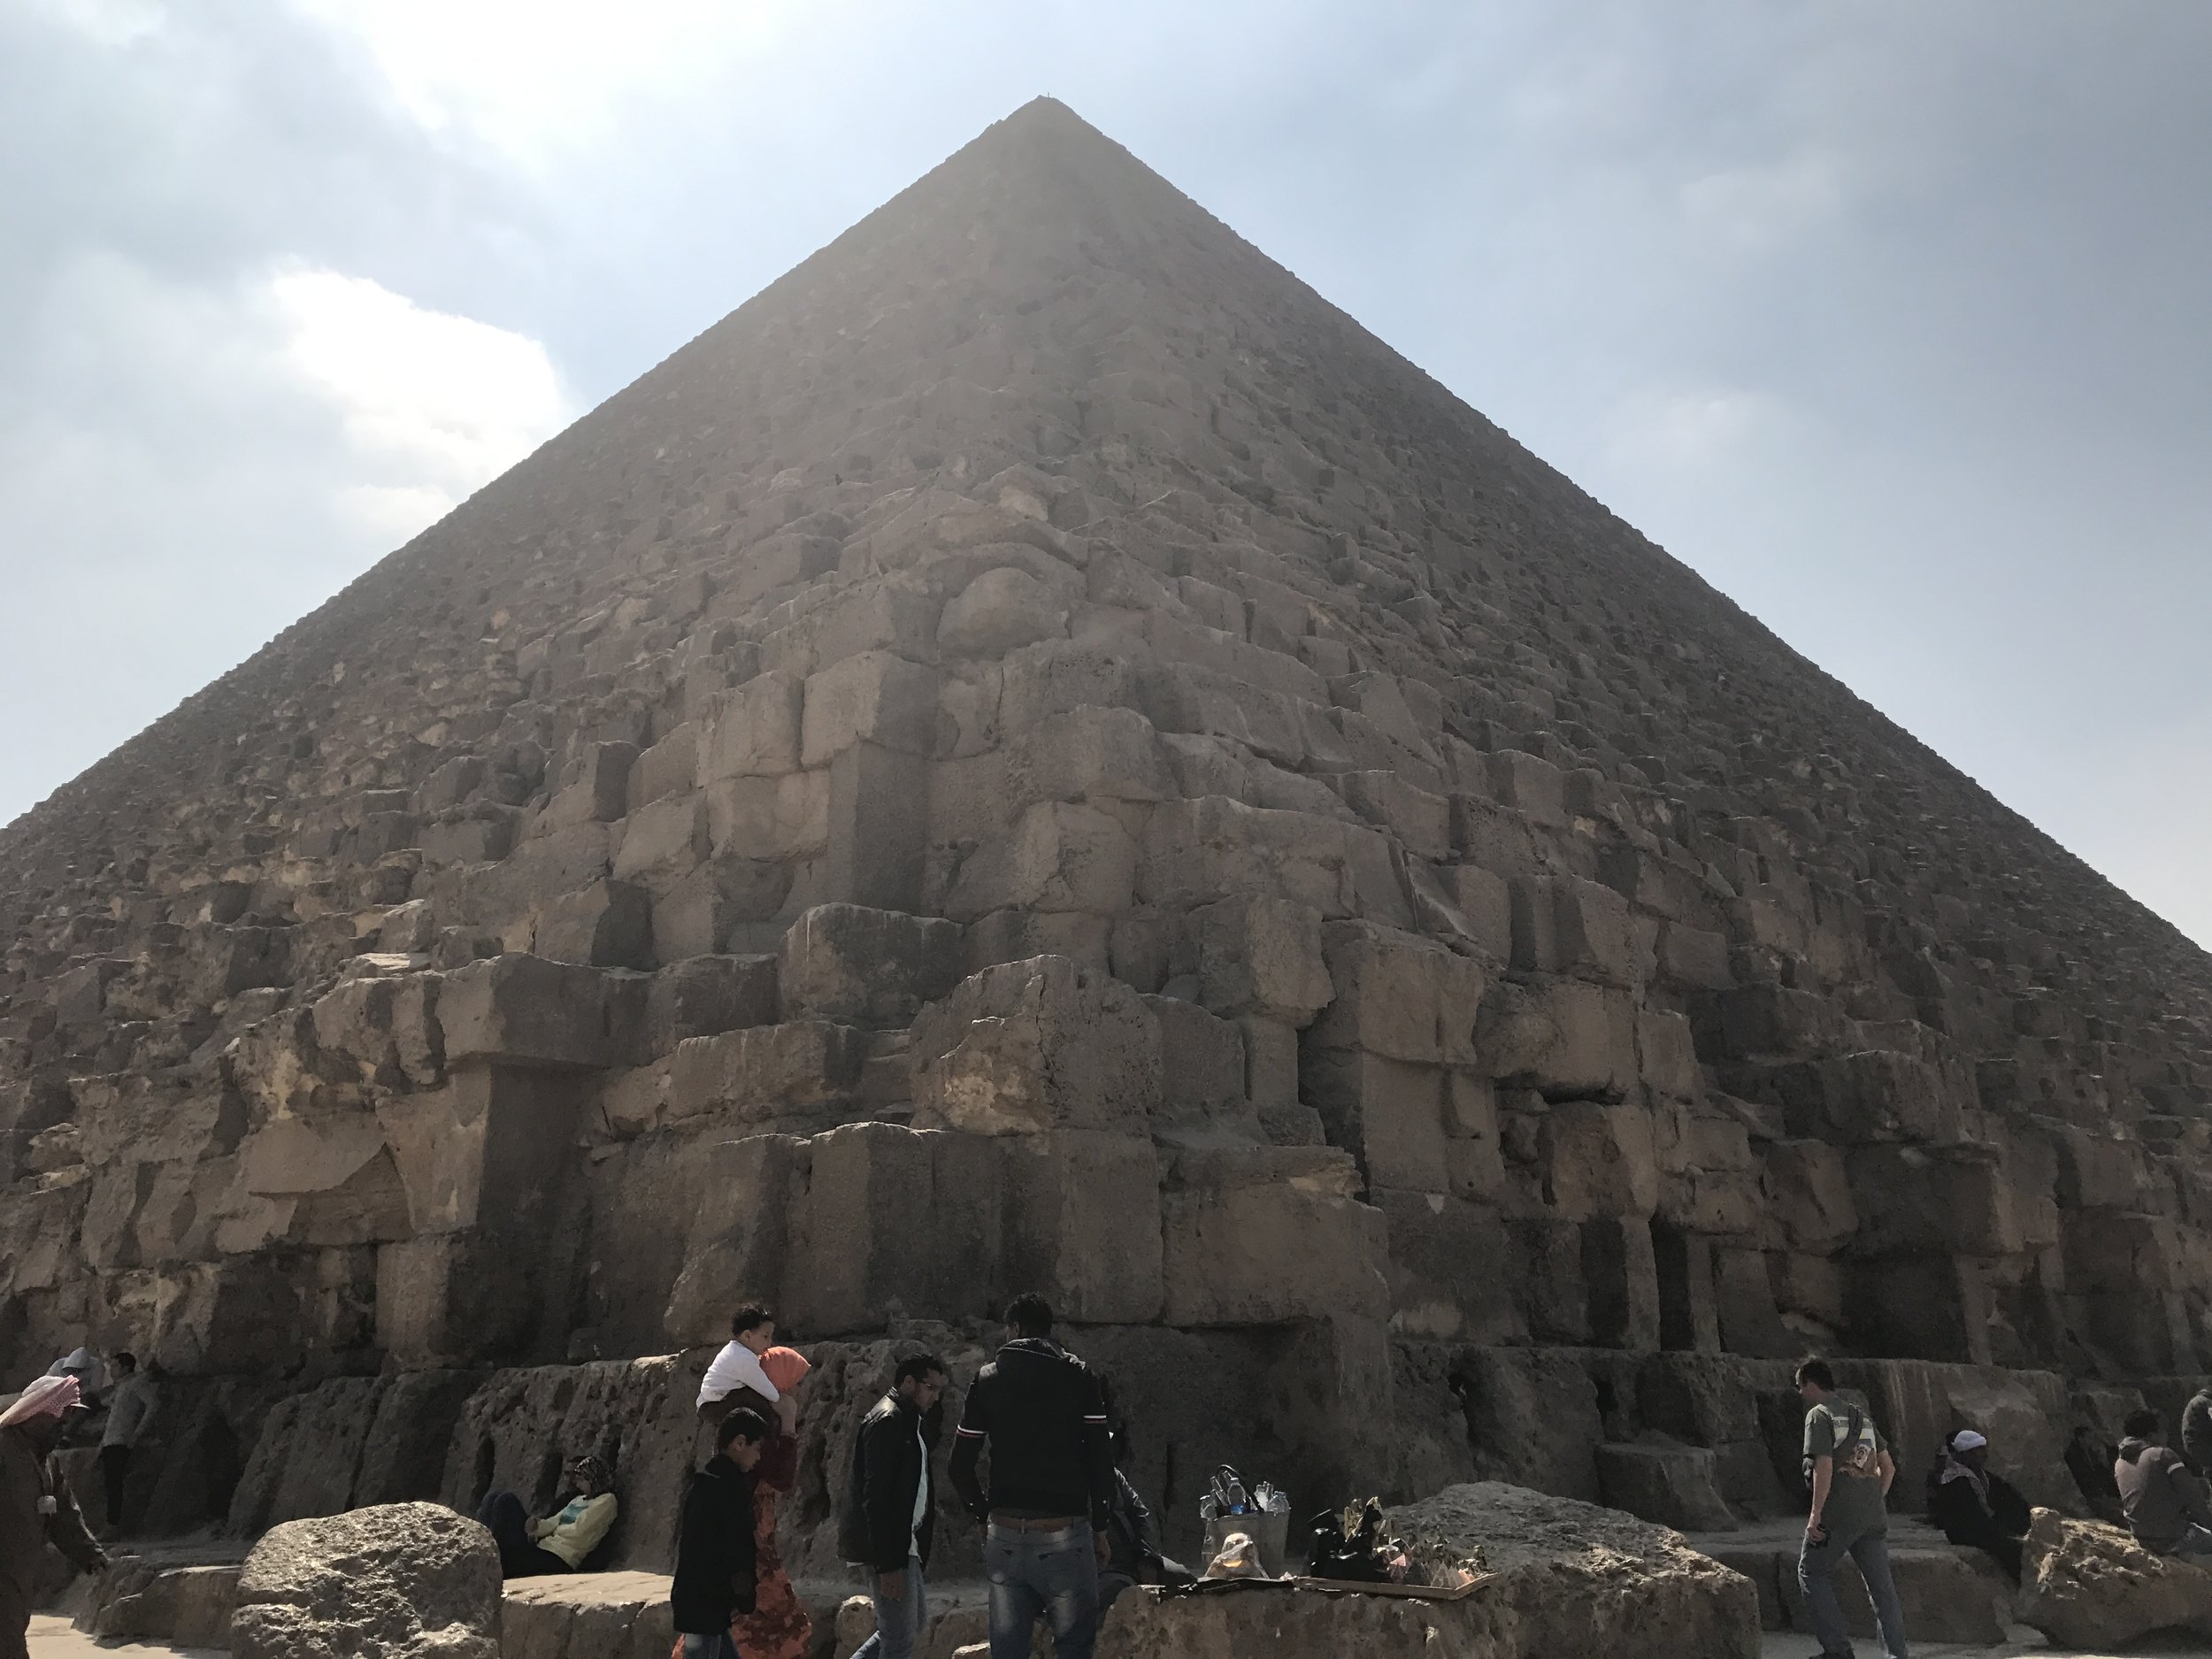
[[1603, 385, 1788, 473], [24, 0, 166, 47], [1680, 149, 1853, 252], [266, 265, 572, 530], [287, 0, 814, 166]]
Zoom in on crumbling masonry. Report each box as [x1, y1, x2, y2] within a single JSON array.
[[4, 101, 2210, 1571]]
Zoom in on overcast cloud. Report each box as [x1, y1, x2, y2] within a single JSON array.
[[4, 0, 2207, 945]]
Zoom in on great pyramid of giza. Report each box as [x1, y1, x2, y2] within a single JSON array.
[[4, 97, 2208, 1569]]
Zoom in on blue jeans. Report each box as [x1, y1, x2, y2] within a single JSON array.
[[850, 1555, 926, 1659], [1799, 1523, 1908, 1659], [680, 1637, 738, 1659], [987, 1520, 1101, 1659]]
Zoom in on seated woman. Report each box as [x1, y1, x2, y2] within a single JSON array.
[[477, 1453, 618, 1578]]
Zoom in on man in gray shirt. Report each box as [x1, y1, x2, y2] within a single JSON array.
[[97, 1353, 157, 1532], [2116, 1408, 2212, 1556], [1796, 1358, 1907, 1659]]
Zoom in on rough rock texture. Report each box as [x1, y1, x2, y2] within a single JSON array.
[[2016, 1505, 2212, 1648], [2, 95, 2208, 1564], [230, 1502, 500, 1659], [1101, 1480, 1757, 1659]]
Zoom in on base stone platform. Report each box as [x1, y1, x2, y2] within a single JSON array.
[[1687, 1517, 2014, 1647]]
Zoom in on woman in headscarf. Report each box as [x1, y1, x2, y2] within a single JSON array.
[[730, 1347, 810, 1659], [1, 1376, 108, 1659], [476, 1451, 618, 1578]]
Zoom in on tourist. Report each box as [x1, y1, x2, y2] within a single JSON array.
[[672, 1408, 769, 1659], [2184, 1383, 2212, 1474], [1794, 1357, 1907, 1659], [730, 1346, 812, 1659], [475, 1453, 618, 1578], [96, 1351, 157, 1533], [841, 1353, 949, 1659], [1924, 1430, 2032, 1580], [2115, 1409, 2212, 1556], [698, 1307, 798, 1437], [949, 1294, 1116, 1659], [46, 1347, 105, 1415], [0, 1376, 109, 1659]]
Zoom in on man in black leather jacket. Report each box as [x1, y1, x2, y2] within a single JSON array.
[[841, 1354, 947, 1659]]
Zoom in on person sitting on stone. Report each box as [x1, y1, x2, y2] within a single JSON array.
[[2116, 1409, 2212, 1559], [1, 1375, 109, 1659], [2185, 1384, 2212, 1475], [697, 1306, 798, 1438], [475, 1452, 618, 1578], [672, 1408, 769, 1659], [1924, 1430, 2032, 1580]]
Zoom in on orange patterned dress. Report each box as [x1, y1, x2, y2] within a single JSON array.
[[731, 1345, 812, 1659]]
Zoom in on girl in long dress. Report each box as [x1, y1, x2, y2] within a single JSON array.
[[730, 1347, 811, 1659]]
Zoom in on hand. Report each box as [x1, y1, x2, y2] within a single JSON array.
[[1094, 1532, 1112, 1569], [879, 1569, 906, 1601]]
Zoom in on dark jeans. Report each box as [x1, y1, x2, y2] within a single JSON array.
[[850, 1554, 926, 1659], [679, 1637, 739, 1659], [1799, 1522, 1908, 1659], [99, 1444, 130, 1529], [986, 1521, 1101, 1659], [476, 1491, 565, 1578]]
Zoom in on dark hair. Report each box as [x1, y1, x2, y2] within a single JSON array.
[[113, 1352, 138, 1372], [895, 1354, 945, 1390], [1794, 1357, 1835, 1391], [730, 1306, 775, 1340], [2125, 1409, 2163, 1440], [1005, 1294, 1054, 1338], [719, 1407, 772, 1449]]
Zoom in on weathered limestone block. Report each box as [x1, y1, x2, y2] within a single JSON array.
[[780, 902, 964, 1026], [1761, 1138, 1857, 1250], [825, 741, 931, 911], [1136, 795, 1356, 917], [541, 741, 636, 829], [231, 1502, 500, 1659], [1309, 919, 1486, 1065], [227, 1375, 388, 1534], [909, 956, 1160, 1133], [1341, 771, 1452, 862], [534, 879, 652, 969], [1012, 705, 1171, 806], [1301, 1048, 1450, 1194], [1145, 995, 1250, 1126], [611, 792, 709, 892], [1637, 1008, 1701, 1098], [1181, 895, 1333, 1024], [1594, 1441, 1736, 1532], [938, 565, 1070, 656], [1002, 1130, 1166, 1324], [706, 771, 830, 860], [801, 649, 941, 766], [1160, 1144, 1388, 1325], [1767, 1049, 1963, 1145], [664, 1133, 810, 1344], [310, 969, 444, 1089], [2017, 1508, 2212, 1647], [696, 670, 804, 782], [626, 725, 698, 812], [374, 1066, 589, 1237], [438, 954, 641, 1071], [641, 953, 780, 1057], [1476, 979, 1638, 1100], [946, 801, 1136, 920], [1847, 1143, 2035, 1255], [1373, 1187, 1519, 1342], [790, 1124, 1005, 1333], [665, 1020, 869, 1122], [1545, 1101, 1661, 1221], [1510, 874, 1640, 984]]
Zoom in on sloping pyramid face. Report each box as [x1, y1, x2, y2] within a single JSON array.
[[4, 100, 2210, 1548]]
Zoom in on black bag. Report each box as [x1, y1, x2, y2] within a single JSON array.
[[1305, 1498, 1394, 1583]]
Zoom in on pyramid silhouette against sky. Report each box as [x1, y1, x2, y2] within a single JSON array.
[[4, 99, 2209, 1560]]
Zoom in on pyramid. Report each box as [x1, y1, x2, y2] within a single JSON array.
[[4, 99, 2209, 1559]]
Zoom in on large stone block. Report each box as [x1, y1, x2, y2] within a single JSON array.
[[439, 955, 642, 1071], [1300, 1048, 1450, 1194], [1510, 875, 1640, 984], [664, 1020, 870, 1124], [945, 800, 1136, 920], [909, 956, 1160, 1133], [1136, 795, 1356, 918], [641, 953, 780, 1058], [696, 670, 804, 782], [1476, 979, 1638, 1100], [663, 1133, 811, 1345], [1308, 919, 1486, 1065], [1160, 1145, 1388, 1325], [824, 741, 930, 911], [1011, 705, 1171, 806], [1002, 1130, 1165, 1324], [534, 879, 653, 969], [1545, 1101, 1661, 1221], [938, 565, 1070, 656], [1146, 995, 1249, 1125], [705, 770, 831, 859], [231, 1502, 500, 1659], [1371, 1188, 1519, 1342], [780, 902, 964, 1026], [801, 649, 941, 766], [649, 856, 791, 962], [1767, 1050, 1963, 1145], [1594, 1442, 1736, 1532], [611, 793, 709, 893], [1182, 895, 1333, 1024]]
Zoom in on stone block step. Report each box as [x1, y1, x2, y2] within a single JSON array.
[[1689, 1519, 2013, 1647]]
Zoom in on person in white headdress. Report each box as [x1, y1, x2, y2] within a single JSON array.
[[1925, 1428, 2032, 1580], [0, 1376, 109, 1659]]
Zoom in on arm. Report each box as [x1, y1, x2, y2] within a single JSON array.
[[949, 1380, 989, 1521], [1877, 1448, 1895, 1498], [1808, 1456, 1834, 1534], [550, 1493, 618, 1562], [45, 1461, 107, 1574], [726, 1485, 757, 1615], [856, 1416, 903, 1573], [2173, 1458, 2212, 1530]]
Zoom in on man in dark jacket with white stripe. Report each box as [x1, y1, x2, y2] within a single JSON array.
[[949, 1295, 1115, 1659], [841, 1354, 947, 1659]]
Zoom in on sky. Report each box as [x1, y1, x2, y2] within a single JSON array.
[[3, 0, 2207, 947]]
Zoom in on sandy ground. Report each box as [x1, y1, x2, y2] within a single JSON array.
[[27, 1614, 221, 1656]]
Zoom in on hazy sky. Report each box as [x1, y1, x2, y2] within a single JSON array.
[[4, 1, 2207, 947]]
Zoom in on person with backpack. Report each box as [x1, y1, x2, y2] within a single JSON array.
[[949, 1294, 1116, 1659], [841, 1353, 948, 1659], [1795, 1358, 1907, 1659]]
